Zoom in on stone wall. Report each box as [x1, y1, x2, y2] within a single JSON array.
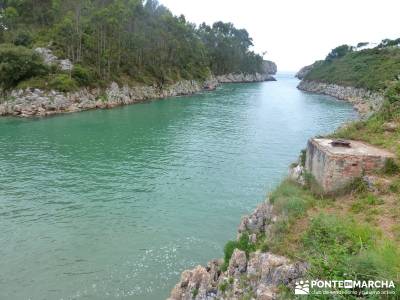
[[297, 80, 384, 115], [305, 138, 394, 193]]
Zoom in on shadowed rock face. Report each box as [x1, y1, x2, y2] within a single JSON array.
[[262, 60, 277, 75], [167, 201, 308, 300], [216, 72, 276, 83]]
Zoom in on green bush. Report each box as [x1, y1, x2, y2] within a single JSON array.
[[305, 47, 400, 91], [17, 76, 48, 90], [221, 233, 255, 271], [49, 74, 77, 92], [14, 31, 33, 47], [382, 158, 399, 175], [385, 81, 400, 104], [72, 64, 93, 86], [0, 44, 48, 91]]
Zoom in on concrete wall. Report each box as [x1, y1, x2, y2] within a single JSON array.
[[306, 139, 393, 194]]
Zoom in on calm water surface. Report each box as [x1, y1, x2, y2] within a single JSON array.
[[0, 74, 356, 299]]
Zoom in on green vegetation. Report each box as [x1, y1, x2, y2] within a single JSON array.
[[304, 40, 400, 91], [382, 158, 399, 175], [222, 233, 255, 271], [0, 43, 47, 92], [49, 74, 77, 92], [0, 0, 267, 92], [303, 214, 400, 298], [216, 39, 400, 298]]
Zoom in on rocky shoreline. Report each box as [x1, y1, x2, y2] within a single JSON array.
[[0, 73, 275, 118], [168, 201, 308, 300], [297, 80, 384, 116], [167, 76, 385, 300]]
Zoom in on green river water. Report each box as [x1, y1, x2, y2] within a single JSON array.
[[0, 74, 357, 299]]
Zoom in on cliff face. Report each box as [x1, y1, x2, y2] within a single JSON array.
[[168, 202, 308, 300], [262, 60, 277, 75], [0, 80, 211, 117], [216, 72, 276, 83], [297, 80, 384, 116], [295, 61, 322, 79], [0, 69, 277, 117]]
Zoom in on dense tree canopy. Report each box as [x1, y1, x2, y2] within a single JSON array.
[[0, 0, 266, 89]]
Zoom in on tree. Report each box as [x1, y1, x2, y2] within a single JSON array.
[[0, 44, 47, 92], [326, 45, 353, 61]]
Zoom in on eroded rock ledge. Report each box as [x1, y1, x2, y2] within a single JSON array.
[[168, 202, 308, 300], [297, 80, 384, 116], [0, 72, 275, 118]]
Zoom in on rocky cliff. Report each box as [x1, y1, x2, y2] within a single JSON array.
[[216, 72, 276, 83], [262, 60, 277, 75], [0, 71, 277, 117], [168, 202, 308, 300], [295, 61, 322, 79], [297, 80, 384, 116], [0, 80, 215, 117]]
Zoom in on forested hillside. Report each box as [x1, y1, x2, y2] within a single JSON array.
[[303, 40, 400, 91], [0, 0, 266, 92]]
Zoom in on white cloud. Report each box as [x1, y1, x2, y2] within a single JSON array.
[[160, 0, 400, 71]]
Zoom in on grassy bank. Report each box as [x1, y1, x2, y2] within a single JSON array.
[[220, 96, 400, 298], [304, 44, 400, 91]]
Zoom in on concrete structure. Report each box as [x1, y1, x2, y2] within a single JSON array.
[[305, 138, 395, 193]]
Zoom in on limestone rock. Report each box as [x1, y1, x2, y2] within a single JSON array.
[[228, 249, 247, 276], [363, 175, 392, 193], [34, 47, 58, 65], [35, 47, 74, 71], [382, 122, 398, 132], [238, 202, 274, 236], [297, 80, 384, 115], [169, 265, 212, 300], [262, 60, 277, 75], [288, 164, 305, 186], [217, 73, 275, 83], [0, 80, 206, 117]]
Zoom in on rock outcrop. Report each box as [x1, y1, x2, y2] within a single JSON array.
[[168, 202, 308, 300], [0, 80, 207, 117], [297, 80, 384, 115], [216, 72, 276, 83], [35, 47, 73, 71], [262, 60, 277, 75], [0, 67, 278, 117], [295, 61, 322, 79]]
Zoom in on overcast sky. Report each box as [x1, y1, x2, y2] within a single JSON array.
[[160, 0, 400, 72]]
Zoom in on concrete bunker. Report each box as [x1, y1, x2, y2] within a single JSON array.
[[305, 138, 395, 193]]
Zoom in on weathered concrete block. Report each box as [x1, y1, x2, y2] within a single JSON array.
[[305, 138, 394, 193]]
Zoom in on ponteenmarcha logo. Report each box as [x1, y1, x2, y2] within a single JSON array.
[[295, 280, 310, 295], [294, 279, 396, 296]]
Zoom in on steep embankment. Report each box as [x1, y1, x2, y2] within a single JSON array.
[[297, 46, 400, 115], [297, 80, 384, 115], [0, 48, 277, 117]]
